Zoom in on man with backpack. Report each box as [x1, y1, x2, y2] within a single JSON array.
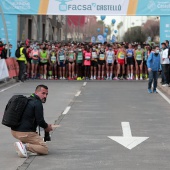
[[10, 85, 53, 158]]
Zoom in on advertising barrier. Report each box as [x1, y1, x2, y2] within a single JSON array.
[[0, 59, 9, 80], [5, 58, 19, 78]]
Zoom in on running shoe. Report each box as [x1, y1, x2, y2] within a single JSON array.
[[63, 77, 66, 80], [101, 78, 104, 80], [113, 77, 119, 80], [14, 142, 27, 158], [97, 77, 100, 80], [59, 77, 63, 80], [148, 89, 152, 93]]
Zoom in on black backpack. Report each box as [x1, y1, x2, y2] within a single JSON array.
[[15, 47, 21, 58], [2, 95, 30, 128]]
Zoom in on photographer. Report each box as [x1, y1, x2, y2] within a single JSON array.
[[11, 85, 53, 158]]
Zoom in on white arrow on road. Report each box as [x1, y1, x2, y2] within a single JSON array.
[[108, 122, 149, 150]]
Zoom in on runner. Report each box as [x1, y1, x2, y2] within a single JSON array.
[[49, 46, 58, 80], [58, 47, 66, 80], [30, 46, 40, 79], [114, 45, 126, 80], [26, 45, 32, 79], [84, 47, 92, 80], [126, 44, 134, 80], [134, 44, 144, 80], [40, 47, 49, 80], [106, 46, 115, 80], [68, 47, 76, 80], [98, 46, 106, 80], [91, 46, 98, 80], [76, 48, 83, 80]]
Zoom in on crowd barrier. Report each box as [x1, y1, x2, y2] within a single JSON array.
[[0, 58, 19, 81]]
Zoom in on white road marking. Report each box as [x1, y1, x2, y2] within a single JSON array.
[[157, 88, 170, 105], [83, 82, 87, 86], [75, 91, 81, 97], [108, 122, 149, 150], [0, 83, 20, 93], [62, 106, 71, 115]]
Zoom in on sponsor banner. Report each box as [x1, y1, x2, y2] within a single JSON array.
[[0, 0, 41, 15], [0, 14, 18, 57], [1, 0, 170, 16], [137, 0, 170, 16], [5, 58, 19, 78], [0, 59, 9, 80], [47, 0, 130, 15], [160, 16, 170, 45]]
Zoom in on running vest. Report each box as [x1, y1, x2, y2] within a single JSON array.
[[77, 51, 83, 61], [59, 51, 65, 61], [127, 49, 133, 58], [40, 51, 48, 63], [99, 51, 105, 60], [51, 52, 56, 63], [118, 51, 125, 60], [92, 51, 98, 60], [85, 52, 91, 60], [32, 50, 39, 59], [107, 51, 114, 63], [136, 50, 143, 60], [17, 47, 26, 61], [69, 52, 74, 60]]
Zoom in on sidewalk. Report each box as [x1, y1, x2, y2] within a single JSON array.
[[157, 79, 170, 98]]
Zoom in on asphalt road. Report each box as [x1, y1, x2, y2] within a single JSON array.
[[0, 80, 170, 170]]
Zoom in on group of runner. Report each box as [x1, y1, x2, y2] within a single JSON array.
[[23, 42, 152, 80]]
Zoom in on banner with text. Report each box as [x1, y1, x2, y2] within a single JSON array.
[[0, 14, 18, 57], [0, 0, 170, 16], [160, 16, 170, 44]]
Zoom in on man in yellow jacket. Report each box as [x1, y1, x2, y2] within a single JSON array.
[[16, 43, 27, 82]]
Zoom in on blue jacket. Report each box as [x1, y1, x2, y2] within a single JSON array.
[[147, 52, 161, 71]]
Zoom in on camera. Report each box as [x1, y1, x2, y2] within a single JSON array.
[[44, 131, 51, 142]]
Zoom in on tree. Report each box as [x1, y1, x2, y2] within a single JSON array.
[[142, 19, 160, 41], [123, 26, 146, 43]]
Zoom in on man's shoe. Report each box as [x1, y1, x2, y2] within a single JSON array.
[[148, 89, 152, 93], [14, 142, 27, 158], [153, 90, 158, 93], [162, 84, 169, 87]]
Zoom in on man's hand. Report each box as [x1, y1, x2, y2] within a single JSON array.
[[148, 68, 152, 72], [45, 124, 53, 132]]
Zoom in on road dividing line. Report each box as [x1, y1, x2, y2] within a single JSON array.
[[62, 106, 71, 115], [157, 88, 170, 104], [0, 83, 20, 93], [83, 82, 87, 86], [75, 91, 81, 97]]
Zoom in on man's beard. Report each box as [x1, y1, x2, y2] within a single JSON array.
[[42, 98, 46, 103]]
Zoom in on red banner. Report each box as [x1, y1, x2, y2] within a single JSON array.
[[5, 58, 19, 78]]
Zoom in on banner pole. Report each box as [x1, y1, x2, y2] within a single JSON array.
[[0, 5, 9, 58]]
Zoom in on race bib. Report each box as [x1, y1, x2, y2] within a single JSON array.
[[60, 55, 65, 61], [51, 56, 56, 62], [99, 54, 105, 60], [78, 55, 83, 60], [92, 52, 97, 59], [136, 54, 142, 60], [120, 54, 125, 59], [69, 54, 74, 60], [85, 55, 91, 60], [127, 52, 132, 57]]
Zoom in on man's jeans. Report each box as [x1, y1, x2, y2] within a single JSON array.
[[148, 70, 158, 90], [17, 61, 26, 81], [161, 64, 170, 84]]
